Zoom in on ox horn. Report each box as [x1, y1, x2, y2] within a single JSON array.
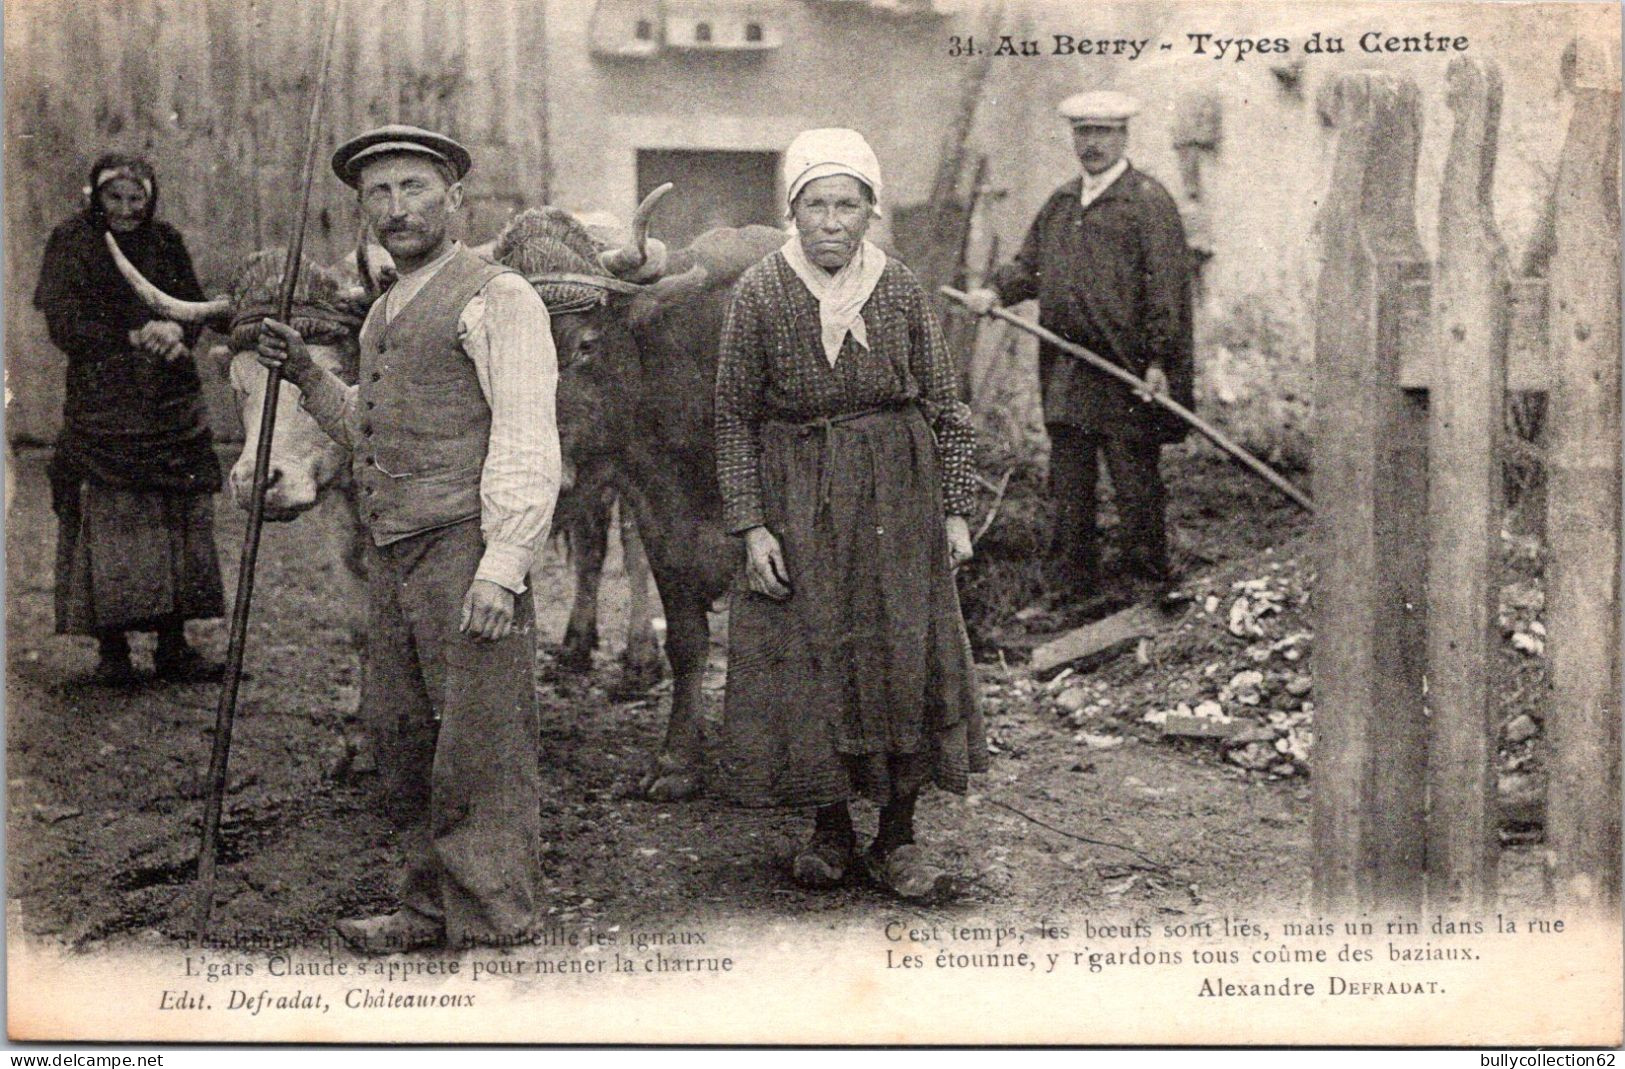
[[104, 232, 232, 324], [599, 182, 673, 277]]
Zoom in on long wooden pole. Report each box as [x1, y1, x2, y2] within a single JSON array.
[[194, 0, 343, 936], [941, 286, 1315, 513]]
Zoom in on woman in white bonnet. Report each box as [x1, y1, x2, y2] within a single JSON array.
[[714, 128, 986, 901]]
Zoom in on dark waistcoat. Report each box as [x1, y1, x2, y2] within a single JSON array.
[[354, 246, 516, 545]]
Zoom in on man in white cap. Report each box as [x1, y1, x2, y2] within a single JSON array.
[[964, 90, 1194, 611], [256, 125, 561, 952]]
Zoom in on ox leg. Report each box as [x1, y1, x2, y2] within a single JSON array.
[[639, 588, 708, 802], [556, 484, 612, 676], [613, 508, 664, 696]]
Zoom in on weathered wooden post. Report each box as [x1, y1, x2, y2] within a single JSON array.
[[1310, 71, 1430, 913], [1425, 56, 1509, 910], [1544, 36, 1622, 913]]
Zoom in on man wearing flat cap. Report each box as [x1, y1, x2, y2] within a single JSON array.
[[966, 90, 1194, 610], [257, 125, 561, 952]]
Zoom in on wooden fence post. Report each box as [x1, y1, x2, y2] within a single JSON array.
[[1310, 71, 1430, 914], [1425, 56, 1508, 910], [1545, 37, 1622, 913]]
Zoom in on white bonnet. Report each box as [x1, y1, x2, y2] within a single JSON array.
[[783, 128, 883, 216]]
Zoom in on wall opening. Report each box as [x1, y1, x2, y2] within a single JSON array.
[[635, 149, 782, 250]]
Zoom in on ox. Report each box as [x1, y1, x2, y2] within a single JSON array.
[[106, 204, 681, 779], [108, 234, 374, 588], [493, 209, 785, 800], [107, 221, 661, 661]]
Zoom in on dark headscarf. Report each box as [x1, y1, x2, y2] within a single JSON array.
[[84, 153, 159, 232], [34, 154, 221, 497]]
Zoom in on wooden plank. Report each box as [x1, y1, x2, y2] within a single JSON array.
[[1505, 279, 1550, 389], [1029, 603, 1162, 676], [503, 0, 550, 204], [1399, 278, 1548, 392], [1, 0, 66, 443], [1544, 37, 1623, 914], [1425, 56, 1509, 911], [1162, 716, 1242, 741], [1308, 70, 1429, 914]]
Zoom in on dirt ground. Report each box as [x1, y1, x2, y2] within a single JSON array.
[[5, 442, 1540, 951]]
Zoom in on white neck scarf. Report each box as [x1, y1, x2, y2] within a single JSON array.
[[1078, 157, 1129, 212], [780, 236, 888, 367]]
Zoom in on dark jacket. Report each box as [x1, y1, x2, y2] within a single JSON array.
[[990, 165, 1195, 442]]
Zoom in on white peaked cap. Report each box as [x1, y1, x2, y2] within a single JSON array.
[[1057, 90, 1141, 127]]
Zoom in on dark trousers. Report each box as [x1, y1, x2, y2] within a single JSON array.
[[1047, 425, 1168, 592], [363, 519, 540, 947]]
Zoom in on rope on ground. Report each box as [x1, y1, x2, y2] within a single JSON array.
[[983, 795, 1171, 873]]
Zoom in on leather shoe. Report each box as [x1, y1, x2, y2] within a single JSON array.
[[334, 910, 444, 955]]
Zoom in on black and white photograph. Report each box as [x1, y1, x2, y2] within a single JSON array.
[[2, 0, 1620, 1046]]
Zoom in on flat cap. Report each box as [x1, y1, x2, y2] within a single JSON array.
[[1057, 90, 1141, 127], [331, 125, 472, 188]]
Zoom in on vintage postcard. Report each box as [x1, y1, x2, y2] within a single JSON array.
[[4, 0, 1620, 1047]]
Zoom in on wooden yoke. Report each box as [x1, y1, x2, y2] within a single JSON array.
[[1545, 36, 1622, 914], [1309, 71, 1430, 914], [1425, 56, 1509, 910]]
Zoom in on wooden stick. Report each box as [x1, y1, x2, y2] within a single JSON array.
[[982, 797, 1170, 873], [941, 286, 1315, 513], [972, 466, 1013, 546], [194, 0, 342, 936]]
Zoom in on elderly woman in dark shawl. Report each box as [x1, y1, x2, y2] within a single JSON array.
[[33, 154, 225, 685], [714, 128, 986, 901]]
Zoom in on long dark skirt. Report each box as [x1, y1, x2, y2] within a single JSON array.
[[53, 482, 225, 635], [721, 406, 987, 808]]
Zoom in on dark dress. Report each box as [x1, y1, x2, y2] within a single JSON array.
[[714, 251, 987, 807], [32, 212, 224, 635]]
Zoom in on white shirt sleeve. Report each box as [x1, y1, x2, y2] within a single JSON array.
[[458, 271, 562, 594], [298, 366, 360, 451]]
